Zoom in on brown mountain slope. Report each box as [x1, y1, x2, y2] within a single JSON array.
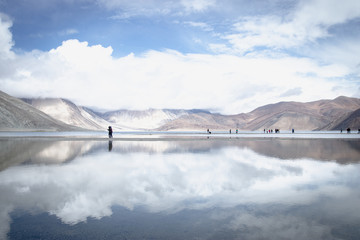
[[331, 108, 360, 130], [158, 96, 360, 131], [0, 91, 82, 131], [243, 96, 360, 131], [157, 112, 249, 131]]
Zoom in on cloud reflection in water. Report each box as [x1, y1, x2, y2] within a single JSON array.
[[0, 139, 359, 239]]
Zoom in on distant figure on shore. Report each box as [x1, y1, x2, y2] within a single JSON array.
[[236, 129, 238, 134], [207, 129, 211, 134], [292, 129, 295, 133], [264, 129, 266, 133], [358, 129, 360, 134], [347, 128, 351, 133], [229, 129, 231, 134], [275, 129, 280, 133], [108, 126, 113, 138], [340, 128, 343, 133]]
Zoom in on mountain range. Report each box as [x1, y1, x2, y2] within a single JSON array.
[[1, 90, 359, 131]]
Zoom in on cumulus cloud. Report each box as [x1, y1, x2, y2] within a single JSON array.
[[0, 37, 353, 114]]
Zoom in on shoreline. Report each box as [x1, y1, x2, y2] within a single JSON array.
[[1, 130, 360, 140]]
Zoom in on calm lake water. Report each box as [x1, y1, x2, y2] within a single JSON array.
[[0, 134, 360, 240]]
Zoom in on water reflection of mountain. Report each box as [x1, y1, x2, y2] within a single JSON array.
[[111, 139, 360, 164], [1, 138, 359, 171], [240, 139, 360, 164], [0, 140, 102, 171]]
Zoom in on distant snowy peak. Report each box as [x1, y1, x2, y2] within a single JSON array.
[[102, 109, 190, 130], [22, 98, 111, 130]]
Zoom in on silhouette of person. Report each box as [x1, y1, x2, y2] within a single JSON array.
[[108, 126, 113, 138]]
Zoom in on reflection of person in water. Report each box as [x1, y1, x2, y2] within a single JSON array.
[[108, 126, 113, 138], [108, 141, 113, 152]]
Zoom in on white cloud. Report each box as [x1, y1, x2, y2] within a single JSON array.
[[219, 0, 360, 55], [0, 38, 355, 114], [183, 21, 213, 31], [180, 0, 216, 12], [294, 0, 360, 27]]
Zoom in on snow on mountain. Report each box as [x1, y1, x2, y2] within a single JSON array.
[[22, 98, 115, 130], [102, 109, 190, 130]]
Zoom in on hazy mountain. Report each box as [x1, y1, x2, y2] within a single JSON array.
[[2, 90, 360, 131], [157, 112, 249, 131], [102, 109, 210, 130], [158, 96, 360, 131], [0, 91, 81, 131], [22, 98, 115, 131], [22, 98, 207, 130]]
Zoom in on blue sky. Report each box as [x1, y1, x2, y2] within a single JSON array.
[[0, 0, 360, 114]]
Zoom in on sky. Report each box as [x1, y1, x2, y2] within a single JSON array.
[[0, 0, 360, 114]]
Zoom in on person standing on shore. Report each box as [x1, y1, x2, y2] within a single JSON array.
[[108, 126, 113, 138]]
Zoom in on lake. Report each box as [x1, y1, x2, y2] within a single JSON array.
[[0, 132, 360, 240]]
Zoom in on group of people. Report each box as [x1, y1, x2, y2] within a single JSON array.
[[207, 129, 240, 134], [263, 129, 281, 133], [108, 126, 359, 137], [340, 128, 360, 133]]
